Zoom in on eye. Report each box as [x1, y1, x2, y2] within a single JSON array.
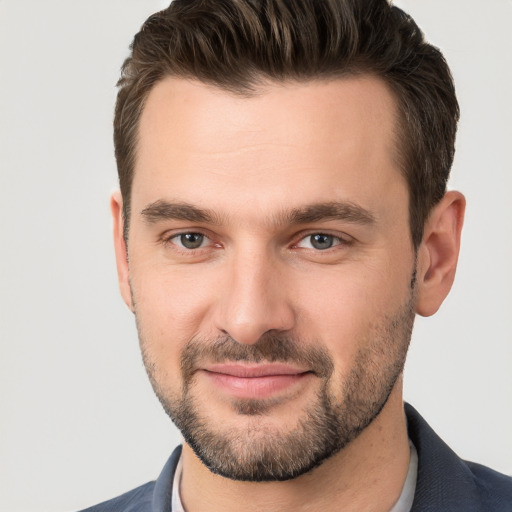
[[296, 233, 343, 250], [170, 232, 209, 249]]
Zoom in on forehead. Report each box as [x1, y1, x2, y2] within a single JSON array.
[[133, 76, 404, 220]]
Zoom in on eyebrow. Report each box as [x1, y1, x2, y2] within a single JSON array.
[[140, 199, 376, 227], [285, 202, 376, 226], [141, 200, 219, 224]]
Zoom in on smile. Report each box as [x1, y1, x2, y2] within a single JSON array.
[[202, 363, 313, 399]]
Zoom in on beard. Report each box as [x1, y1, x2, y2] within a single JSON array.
[[136, 292, 415, 482]]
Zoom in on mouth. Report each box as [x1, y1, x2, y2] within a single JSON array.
[[201, 363, 313, 399]]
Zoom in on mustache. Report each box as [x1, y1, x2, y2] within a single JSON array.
[[180, 333, 334, 382]]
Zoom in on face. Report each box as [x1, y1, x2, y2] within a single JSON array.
[[118, 76, 418, 481]]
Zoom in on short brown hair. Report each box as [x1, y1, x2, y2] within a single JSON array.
[[114, 0, 459, 248]]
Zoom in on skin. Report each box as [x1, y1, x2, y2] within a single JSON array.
[[112, 76, 465, 511]]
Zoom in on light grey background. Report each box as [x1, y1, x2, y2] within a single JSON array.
[[0, 1, 510, 511]]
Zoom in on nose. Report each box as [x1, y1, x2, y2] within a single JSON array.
[[213, 249, 295, 345]]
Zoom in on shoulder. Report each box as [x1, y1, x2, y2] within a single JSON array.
[[77, 446, 182, 512], [405, 403, 512, 511], [77, 481, 155, 512], [466, 460, 512, 510]]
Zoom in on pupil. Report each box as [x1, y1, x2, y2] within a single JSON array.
[[181, 233, 203, 249], [311, 234, 333, 250]]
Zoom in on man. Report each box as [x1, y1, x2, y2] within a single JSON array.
[[83, 0, 512, 510]]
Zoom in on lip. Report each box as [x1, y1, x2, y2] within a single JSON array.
[[204, 363, 309, 377], [202, 363, 312, 399]]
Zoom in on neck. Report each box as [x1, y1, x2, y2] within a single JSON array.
[[180, 382, 409, 512]]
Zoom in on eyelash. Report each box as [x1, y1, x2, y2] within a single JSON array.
[[294, 232, 353, 251], [162, 231, 217, 252], [162, 230, 353, 254]]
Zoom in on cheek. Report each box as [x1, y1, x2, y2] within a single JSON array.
[[130, 264, 217, 368], [292, 260, 412, 365]]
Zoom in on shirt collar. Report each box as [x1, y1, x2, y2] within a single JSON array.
[[169, 441, 417, 512]]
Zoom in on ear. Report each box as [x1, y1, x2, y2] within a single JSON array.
[[415, 190, 466, 317], [111, 191, 134, 312]]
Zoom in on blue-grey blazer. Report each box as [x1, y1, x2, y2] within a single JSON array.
[[79, 403, 512, 511]]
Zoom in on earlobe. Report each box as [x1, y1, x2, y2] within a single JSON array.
[[111, 191, 134, 312], [416, 191, 466, 317]]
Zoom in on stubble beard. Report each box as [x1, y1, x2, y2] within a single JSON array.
[[136, 292, 416, 482]]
